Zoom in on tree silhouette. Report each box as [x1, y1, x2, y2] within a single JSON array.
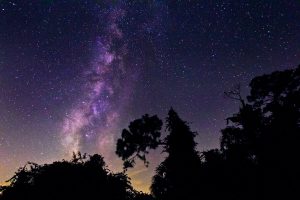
[[219, 65, 300, 199], [1, 65, 299, 200], [116, 114, 163, 169], [0, 152, 144, 200], [151, 109, 201, 200], [247, 65, 300, 199], [116, 108, 201, 199]]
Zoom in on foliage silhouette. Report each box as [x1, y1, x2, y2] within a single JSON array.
[[0, 152, 151, 200], [1, 65, 299, 200], [219, 65, 300, 200], [116, 65, 300, 200], [116, 108, 201, 199], [151, 109, 202, 200], [116, 114, 163, 169]]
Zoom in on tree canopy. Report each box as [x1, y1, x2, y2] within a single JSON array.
[[116, 65, 300, 200], [1, 65, 299, 200], [0, 153, 151, 200]]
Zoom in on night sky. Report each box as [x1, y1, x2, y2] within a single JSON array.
[[0, 0, 299, 192]]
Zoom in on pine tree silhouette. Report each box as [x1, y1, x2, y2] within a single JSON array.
[[1, 65, 299, 200], [116, 108, 201, 200], [151, 108, 201, 200]]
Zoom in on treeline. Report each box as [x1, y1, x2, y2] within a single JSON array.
[[0, 153, 152, 200], [1, 65, 299, 200]]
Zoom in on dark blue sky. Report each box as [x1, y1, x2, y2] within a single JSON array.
[[0, 0, 299, 191]]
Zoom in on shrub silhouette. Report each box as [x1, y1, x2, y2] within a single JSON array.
[[1, 65, 299, 200], [117, 65, 300, 200], [0, 153, 150, 200]]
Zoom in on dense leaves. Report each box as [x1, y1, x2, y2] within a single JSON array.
[[0, 153, 150, 200], [219, 65, 300, 199], [116, 108, 201, 199], [116, 114, 163, 169], [116, 65, 300, 200], [1, 65, 299, 200], [151, 109, 201, 200]]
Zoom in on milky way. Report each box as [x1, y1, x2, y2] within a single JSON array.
[[0, 0, 299, 192], [61, 5, 133, 159]]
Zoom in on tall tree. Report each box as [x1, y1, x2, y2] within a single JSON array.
[[247, 65, 300, 199], [220, 65, 300, 199], [116, 108, 201, 199], [151, 109, 201, 200]]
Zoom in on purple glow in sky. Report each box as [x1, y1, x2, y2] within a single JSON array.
[[60, 7, 133, 161], [1, 0, 299, 193]]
